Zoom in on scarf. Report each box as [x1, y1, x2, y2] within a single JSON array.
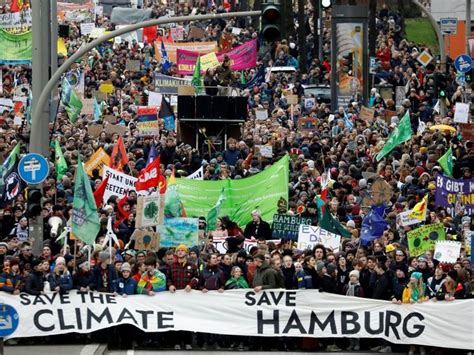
[[346, 282, 360, 297]]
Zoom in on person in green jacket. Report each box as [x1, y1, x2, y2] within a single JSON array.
[[225, 266, 249, 289]]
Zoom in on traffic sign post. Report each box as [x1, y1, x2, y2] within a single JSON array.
[[440, 17, 457, 35], [454, 54, 473, 74], [18, 153, 49, 185], [0, 304, 19, 353]]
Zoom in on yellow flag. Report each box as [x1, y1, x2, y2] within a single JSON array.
[[409, 194, 428, 221], [57, 38, 67, 56]]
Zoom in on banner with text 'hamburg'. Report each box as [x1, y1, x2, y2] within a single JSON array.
[[176, 155, 289, 227]]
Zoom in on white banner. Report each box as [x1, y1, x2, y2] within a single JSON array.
[[103, 166, 137, 204], [211, 236, 280, 254], [0, 10, 32, 28], [297, 225, 341, 252], [187, 166, 203, 180], [396, 210, 422, 227], [1, 290, 473, 350]]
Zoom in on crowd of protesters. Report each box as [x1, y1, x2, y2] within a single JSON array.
[[0, 0, 473, 352]]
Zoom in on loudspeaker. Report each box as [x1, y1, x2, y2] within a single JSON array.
[[177, 96, 195, 119], [211, 96, 229, 120], [196, 96, 211, 119], [231, 97, 248, 120], [58, 25, 70, 38]]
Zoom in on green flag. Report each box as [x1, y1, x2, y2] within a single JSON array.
[[72, 158, 100, 245], [240, 70, 246, 85], [206, 188, 226, 232], [319, 205, 352, 238], [0, 143, 20, 192], [375, 110, 413, 161], [191, 56, 202, 94], [54, 139, 68, 181], [437, 146, 453, 177], [61, 79, 83, 123]]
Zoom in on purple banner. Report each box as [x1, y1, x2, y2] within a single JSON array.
[[435, 174, 474, 215], [176, 39, 257, 75]]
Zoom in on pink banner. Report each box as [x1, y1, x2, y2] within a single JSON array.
[[176, 39, 257, 75]]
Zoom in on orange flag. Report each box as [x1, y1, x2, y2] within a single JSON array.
[[110, 136, 128, 171]]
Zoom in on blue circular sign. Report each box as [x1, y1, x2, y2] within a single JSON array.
[[454, 54, 472, 73], [18, 153, 50, 185], [0, 304, 19, 337]]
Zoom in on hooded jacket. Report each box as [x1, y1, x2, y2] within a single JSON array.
[[252, 261, 278, 289]]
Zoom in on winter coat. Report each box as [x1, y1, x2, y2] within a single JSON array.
[[48, 272, 73, 294], [136, 269, 166, 294], [93, 264, 118, 293], [117, 277, 138, 295], [372, 272, 392, 300], [73, 271, 96, 290], [24, 271, 44, 295], [252, 261, 278, 289], [199, 264, 226, 290], [282, 265, 297, 289], [320, 274, 338, 294], [225, 276, 249, 289]]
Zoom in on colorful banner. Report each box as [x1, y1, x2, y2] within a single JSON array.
[[271, 214, 313, 241], [136, 106, 158, 137], [435, 174, 474, 215], [212, 236, 280, 254], [3, 290, 473, 350], [57, 1, 95, 23], [176, 155, 289, 227], [154, 41, 218, 63], [159, 217, 199, 248], [153, 73, 192, 94], [0, 10, 32, 29], [176, 39, 258, 75], [407, 223, 446, 257], [0, 29, 32, 64], [102, 166, 137, 204], [84, 147, 110, 178]]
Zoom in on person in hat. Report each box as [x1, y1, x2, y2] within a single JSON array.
[[252, 254, 278, 292], [116, 262, 137, 296], [137, 257, 166, 296], [48, 256, 73, 294], [0, 258, 22, 294], [93, 251, 118, 293], [343, 270, 363, 351], [320, 262, 338, 294], [24, 259, 49, 295], [73, 261, 95, 292], [167, 244, 199, 350], [243, 210, 272, 240]]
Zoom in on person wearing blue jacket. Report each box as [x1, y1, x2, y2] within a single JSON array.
[[48, 256, 73, 294], [93, 251, 118, 293], [117, 262, 137, 296]]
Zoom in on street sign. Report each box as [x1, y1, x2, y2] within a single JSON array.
[[18, 153, 49, 185], [440, 17, 457, 35], [456, 72, 466, 86], [417, 50, 433, 67], [454, 54, 473, 73], [0, 305, 19, 337], [369, 57, 377, 74]]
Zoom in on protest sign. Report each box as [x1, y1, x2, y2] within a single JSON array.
[[99, 81, 114, 94], [81, 98, 94, 115], [80, 22, 95, 36], [159, 218, 199, 248], [200, 52, 220, 71], [396, 209, 422, 227], [175, 39, 257, 75], [461, 123, 474, 142], [90, 27, 106, 39], [299, 117, 317, 131], [435, 174, 474, 215], [212, 236, 280, 254], [187, 166, 204, 180], [102, 166, 137, 204], [153, 73, 192, 94], [105, 124, 128, 136], [155, 41, 217, 63], [170, 26, 185, 41], [304, 98, 315, 109], [407, 223, 446, 257], [271, 214, 313, 241], [434, 241, 461, 264], [286, 95, 298, 106], [103, 115, 117, 124], [177, 155, 289, 226], [297, 225, 341, 252], [0, 29, 32, 64], [136, 106, 158, 136], [87, 124, 103, 138], [136, 194, 162, 228], [254, 145, 273, 158], [255, 109, 268, 120], [454, 102, 470, 123], [187, 26, 206, 40], [0, 10, 32, 28], [395, 86, 406, 108], [132, 230, 160, 250], [148, 91, 163, 107], [84, 147, 109, 177], [125, 59, 141, 72], [57, 1, 95, 23], [359, 106, 375, 121], [3, 290, 472, 350]]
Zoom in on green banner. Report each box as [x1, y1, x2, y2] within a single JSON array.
[[0, 30, 32, 64], [177, 155, 289, 227], [407, 223, 446, 257]]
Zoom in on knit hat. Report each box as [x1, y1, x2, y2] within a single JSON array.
[[237, 250, 248, 259], [346, 220, 356, 228], [349, 270, 360, 280], [176, 244, 189, 253], [99, 251, 110, 262], [55, 256, 66, 265], [410, 271, 423, 280], [121, 262, 132, 272], [78, 261, 90, 270], [0, 242, 8, 249], [326, 263, 337, 275], [316, 260, 325, 273]]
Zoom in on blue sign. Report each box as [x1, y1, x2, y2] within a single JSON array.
[[454, 54, 472, 73], [0, 305, 19, 337], [18, 153, 49, 185]]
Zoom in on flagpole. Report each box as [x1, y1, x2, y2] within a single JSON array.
[[73, 239, 77, 269]]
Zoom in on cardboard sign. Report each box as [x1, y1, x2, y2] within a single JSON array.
[[187, 27, 206, 40], [84, 147, 110, 177], [255, 109, 268, 120], [99, 80, 114, 94], [170, 26, 185, 41], [200, 52, 220, 71], [80, 22, 95, 36], [286, 95, 298, 105], [103, 115, 117, 124], [370, 178, 394, 205], [87, 124, 104, 138], [434, 241, 461, 264], [461, 123, 474, 142], [297, 225, 341, 252], [299, 117, 317, 131], [304, 98, 315, 109], [136, 194, 162, 228], [102, 166, 137, 204], [81, 98, 94, 115], [105, 124, 128, 136], [272, 214, 314, 241], [255, 145, 273, 158], [407, 223, 446, 257], [125, 59, 141, 72], [359, 106, 375, 121], [133, 230, 160, 251], [177, 85, 195, 96]]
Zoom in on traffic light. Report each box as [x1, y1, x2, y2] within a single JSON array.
[[27, 188, 42, 218], [434, 72, 447, 98], [261, 1, 281, 42]]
